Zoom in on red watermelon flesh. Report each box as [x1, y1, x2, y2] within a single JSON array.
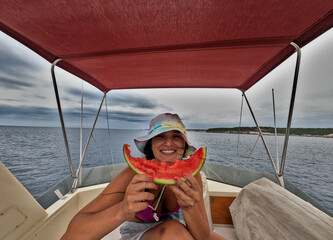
[[123, 144, 206, 185]]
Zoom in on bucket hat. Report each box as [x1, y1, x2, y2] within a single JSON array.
[[134, 113, 196, 157]]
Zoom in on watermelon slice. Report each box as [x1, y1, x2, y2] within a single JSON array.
[[123, 144, 206, 185]]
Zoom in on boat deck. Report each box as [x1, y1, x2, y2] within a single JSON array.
[[4, 160, 332, 240], [1, 162, 241, 240]]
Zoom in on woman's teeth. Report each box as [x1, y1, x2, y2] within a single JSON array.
[[161, 150, 175, 154]]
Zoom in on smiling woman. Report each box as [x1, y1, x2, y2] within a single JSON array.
[[61, 113, 225, 240], [140, 131, 187, 161], [151, 130, 186, 162], [134, 113, 196, 162]]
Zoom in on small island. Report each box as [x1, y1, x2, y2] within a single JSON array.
[[198, 127, 333, 138]]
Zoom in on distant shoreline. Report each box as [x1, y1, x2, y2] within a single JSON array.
[[189, 127, 333, 138], [1, 125, 333, 138]]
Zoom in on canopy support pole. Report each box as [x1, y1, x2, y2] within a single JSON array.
[[80, 82, 84, 167], [279, 42, 302, 177], [71, 93, 106, 192], [51, 59, 75, 178], [105, 92, 115, 165], [243, 91, 284, 187], [272, 88, 280, 172]]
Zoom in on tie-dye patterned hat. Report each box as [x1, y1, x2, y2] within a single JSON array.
[[134, 113, 196, 157]]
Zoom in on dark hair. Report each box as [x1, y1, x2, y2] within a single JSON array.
[[143, 140, 154, 160], [143, 139, 189, 160]]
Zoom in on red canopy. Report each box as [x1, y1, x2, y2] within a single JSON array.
[[1, 1, 332, 92]]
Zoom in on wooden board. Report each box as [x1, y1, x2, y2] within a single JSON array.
[[210, 196, 236, 225]]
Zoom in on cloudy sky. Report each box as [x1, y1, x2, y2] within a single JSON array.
[[0, 29, 332, 130]]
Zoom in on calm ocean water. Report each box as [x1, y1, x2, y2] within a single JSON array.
[[1, 126, 332, 212]]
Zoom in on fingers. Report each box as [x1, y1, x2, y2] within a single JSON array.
[[129, 174, 157, 192], [182, 172, 200, 191], [122, 198, 150, 217], [176, 173, 200, 196], [169, 172, 201, 209], [122, 174, 157, 219], [130, 174, 154, 186], [169, 185, 192, 207], [129, 181, 157, 193], [184, 173, 200, 188], [127, 174, 157, 199], [125, 191, 154, 212], [123, 190, 154, 215], [129, 190, 155, 202]]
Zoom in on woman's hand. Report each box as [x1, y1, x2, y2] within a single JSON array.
[[169, 172, 201, 210], [120, 174, 156, 220]]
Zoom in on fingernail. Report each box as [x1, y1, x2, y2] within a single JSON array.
[[174, 176, 179, 181], [156, 185, 159, 189], [183, 172, 188, 177], [166, 185, 170, 188], [150, 176, 154, 181]]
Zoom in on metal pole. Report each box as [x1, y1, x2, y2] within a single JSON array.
[[105, 92, 115, 165], [71, 93, 106, 192], [80, 82, 84, 164], [243, 92, 283, 186], [51, 59, 75, 177], [279, 42, 301, 177], [272, 88, 280, 172]]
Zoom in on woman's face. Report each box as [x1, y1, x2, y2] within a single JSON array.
[[151, 130, 185, 163]]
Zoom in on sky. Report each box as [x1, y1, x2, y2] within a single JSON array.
[[0, 28, 332, 130]]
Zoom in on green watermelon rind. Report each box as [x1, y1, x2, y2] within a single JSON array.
[[123, 144, 206, 185]]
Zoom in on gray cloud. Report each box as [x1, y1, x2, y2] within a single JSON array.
[[0, 75, 35, 90], [65, 88, 102, 102], [0, 104, 149, 127], [0, 43, 40, 79], [63, 105, 153, 123], [107, 93, 163, 109], [105, 110, 153, 123], [0, 104, 58, 120], [34, 94, 48, 100], [0, 41, 42, 91], [64, 87, 164, 110], [0, 98, 22, 103]]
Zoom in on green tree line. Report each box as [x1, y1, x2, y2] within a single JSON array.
[[206, 127, 333, 136]]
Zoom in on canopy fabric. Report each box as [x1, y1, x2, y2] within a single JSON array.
[[1, 1, 333, 92]]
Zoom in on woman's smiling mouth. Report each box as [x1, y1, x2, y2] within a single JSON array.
[[161, 150, 176, 154]]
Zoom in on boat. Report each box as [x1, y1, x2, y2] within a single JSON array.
[[1, 1, 333, 239]]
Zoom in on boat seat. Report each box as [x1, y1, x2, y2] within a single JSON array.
[[0, 161, 47, 240], [230, 178, 333, 239]]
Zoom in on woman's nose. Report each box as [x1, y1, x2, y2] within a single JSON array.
[[164, 137, 173, 145]]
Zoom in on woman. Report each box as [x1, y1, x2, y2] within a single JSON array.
[[61, 113, 226, 240]]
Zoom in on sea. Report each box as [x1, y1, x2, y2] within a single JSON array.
[[1, 126, 332, 213]]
